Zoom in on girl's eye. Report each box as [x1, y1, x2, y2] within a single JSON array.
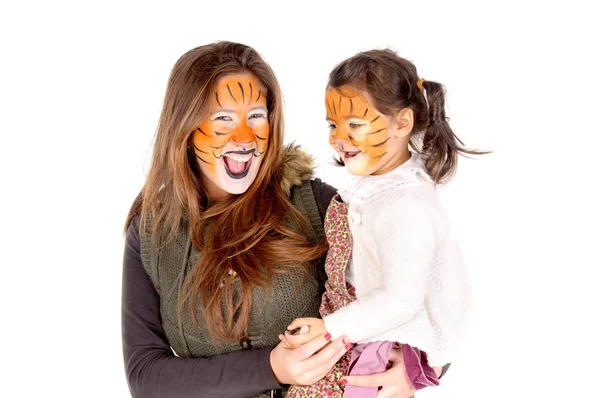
[[214, 115, 233, 122], [249, 113, 266, 120], [349, 123, 365, 129], [328, 124, 337, 129]]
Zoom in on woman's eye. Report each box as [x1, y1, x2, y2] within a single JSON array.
[[249, 113, 266, 120], [349, 123, 365, 129], [214, 115, 233, 122]]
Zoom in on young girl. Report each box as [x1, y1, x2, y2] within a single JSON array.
[[282, 49, 484, 397]]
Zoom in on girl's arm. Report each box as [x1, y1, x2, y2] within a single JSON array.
[[323, 192, 435, 343], [122, 217, 282, 397]]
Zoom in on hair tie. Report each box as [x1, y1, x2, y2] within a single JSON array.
[[417, 78, 426, 92]]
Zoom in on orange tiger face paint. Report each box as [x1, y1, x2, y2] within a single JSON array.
[[192, 73, 269, 196], [325, 86, 406, 176]]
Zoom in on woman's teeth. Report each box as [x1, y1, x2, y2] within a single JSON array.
[[223, 152, 253, 162]]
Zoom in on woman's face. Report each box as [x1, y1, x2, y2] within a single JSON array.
[[192, 73, 270, 197], [325, 86, 407, 176]]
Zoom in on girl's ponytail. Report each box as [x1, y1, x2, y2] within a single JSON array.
[[421, 79, 487, 183]]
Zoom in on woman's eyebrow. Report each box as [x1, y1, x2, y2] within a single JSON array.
[[248, 106, 267, 112]]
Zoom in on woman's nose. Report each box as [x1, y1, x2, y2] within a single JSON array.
[[231, 139, 253, 148], [232, 122, 254, 143]]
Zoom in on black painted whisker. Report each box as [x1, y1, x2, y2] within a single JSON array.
[[366, 137, 390, 147], [367, 128, 385, 135], [193, 143, 208, 154], [195, 154, 212, 165]]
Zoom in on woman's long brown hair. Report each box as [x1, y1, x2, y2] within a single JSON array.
[[124, 41, 326, 342], [328, 48, 489, 183]]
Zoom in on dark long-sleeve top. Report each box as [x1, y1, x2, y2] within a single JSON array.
[[121, 179, 338, 397]]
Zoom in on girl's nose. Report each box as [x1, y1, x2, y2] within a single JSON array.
[[333, 137, 347, 146]]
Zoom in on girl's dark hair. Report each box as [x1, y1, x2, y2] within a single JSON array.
[[328, 48, 488, 183]]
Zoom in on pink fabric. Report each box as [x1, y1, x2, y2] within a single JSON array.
[[344, 341, 394, 397], [401, 344, 440, 391], [343, 342, 439, 397]]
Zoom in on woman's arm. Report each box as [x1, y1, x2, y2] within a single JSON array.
[[122, 217, 281, 397], [310, 178, 337, 221], [122, 216, 351, 397]]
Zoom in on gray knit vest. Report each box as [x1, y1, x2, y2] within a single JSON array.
[[140, 180, 325, 397]]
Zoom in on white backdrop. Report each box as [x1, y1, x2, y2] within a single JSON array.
[[1, 1, 598, 397]]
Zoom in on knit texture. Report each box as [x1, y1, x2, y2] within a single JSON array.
[[323, 153, 472, 367], [140, 147, 325, 398]]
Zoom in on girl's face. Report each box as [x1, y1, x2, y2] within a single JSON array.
[[192, 73, 269, 197], [325, 86, 409, 176]]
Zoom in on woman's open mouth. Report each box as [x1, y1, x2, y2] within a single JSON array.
[[223, 149, 254, 179]]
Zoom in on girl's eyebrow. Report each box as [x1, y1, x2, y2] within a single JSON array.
[[326, 114, 364, 121], [214, 109, 236, 113]]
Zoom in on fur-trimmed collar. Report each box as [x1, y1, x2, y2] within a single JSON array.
[[278, 144, 314, 196]]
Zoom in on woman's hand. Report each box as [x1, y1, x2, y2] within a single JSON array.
[[270, 331, 350, 385], [343, 347, 415, 398]]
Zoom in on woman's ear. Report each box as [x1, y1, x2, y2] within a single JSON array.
[[393, 108, 414, 138]]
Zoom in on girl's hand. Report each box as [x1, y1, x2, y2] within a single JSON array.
[[270, 332, 351, 385], [279, 317, 328, 349], [343, 347, 415, 398]]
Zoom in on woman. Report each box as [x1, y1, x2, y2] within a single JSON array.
[[122, 41, 444, 397]]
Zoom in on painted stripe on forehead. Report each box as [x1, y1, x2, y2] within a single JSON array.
[[248, 83, 253, 105], [363, 108, 369, 117], [216, 93, 223, 108], [238, 82, 245, 103], [256, 90, 261, 102], [349, 98, 353, 113], [226, 84, 238, 104], [327, 100, 334, 116]]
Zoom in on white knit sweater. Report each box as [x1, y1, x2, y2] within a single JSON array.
[[322, 153, 471, 366]]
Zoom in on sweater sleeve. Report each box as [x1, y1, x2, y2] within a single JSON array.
[[121, 217, 281, 397], [323, 192, 435, 343], [310, 178, 338, 221]]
